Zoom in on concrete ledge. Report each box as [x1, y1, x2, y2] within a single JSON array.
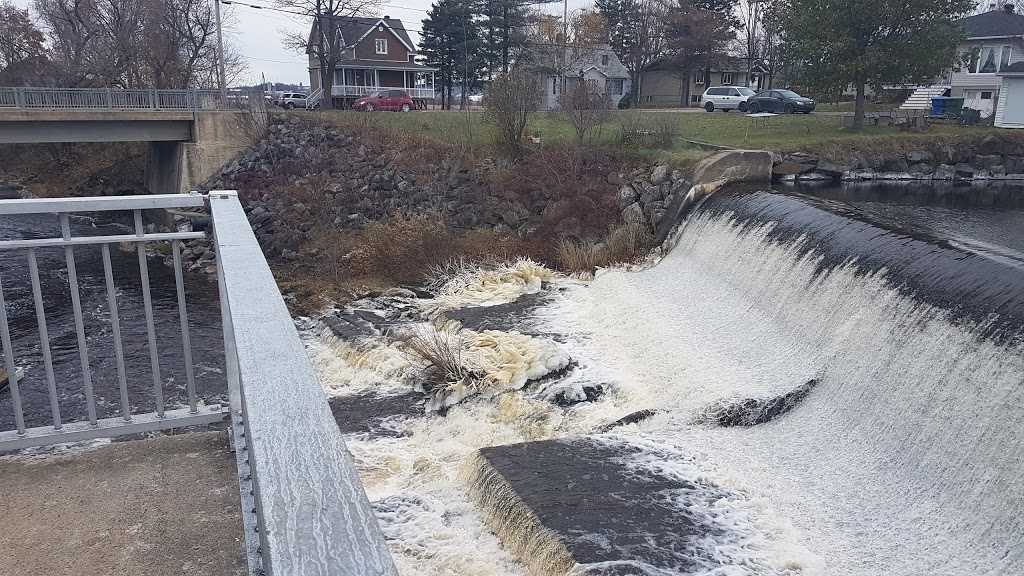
[[655, 149, 774, 244], [0, 109, 195, 122]]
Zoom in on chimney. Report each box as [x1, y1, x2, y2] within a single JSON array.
[[1005, 3, 1016, 13], [383, 15, 390, 19]]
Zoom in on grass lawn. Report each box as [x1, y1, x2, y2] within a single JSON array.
[[310, 108, 1013, 163]]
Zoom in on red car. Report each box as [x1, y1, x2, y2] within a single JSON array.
[[353, 90, 415, 112]]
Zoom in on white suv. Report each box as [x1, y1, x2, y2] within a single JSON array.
[[700, 86, 756, 112], [276, 93, 308, 109]]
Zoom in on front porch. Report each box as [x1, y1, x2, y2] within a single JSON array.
[[309, 60, 436, 108]]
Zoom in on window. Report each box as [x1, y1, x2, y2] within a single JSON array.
[[971, 45, 1012, 73], [721, 73, 734, 85], [981, 91, 993, 100], [691, 94, 700, 103], [606, 79, 624, 95], [694, 72, 706, 84], [729, 88, 741, 96], [376, 38, 388, 54], [552, 77, 557, 94], [601, 54, 610, 66]]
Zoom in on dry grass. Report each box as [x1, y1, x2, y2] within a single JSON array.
[[395, 323, 476, 393], [557, 223, 655, 274]]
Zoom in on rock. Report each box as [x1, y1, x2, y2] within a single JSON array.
[[621, 203, 645, 226], [882, 157, 909, 172], [855, 153, 884, 170], [704, 379, 817, 427], [1004, 156, 1024, 174], [908, 163, 935, 175], [772, 161, 815, 176], [670, 169, 684, 182], [607, 172, 623, 185], [642, 200, 665, 219], [954, 163, 975, 178], [783, 153, 818, 165], [990, 165, 1007, 177], [972, 154, 1002, 169], [814, 161, 851, 178], [617, 185, 639, 209], [638, 187, 662, 205], [650, 165, 669, 185], [281, 249, 299, 260], [933, 164, 955, 180], [906, 151, 934, 164], [554, 217, 582, 238], [797, 172, 833, 181], [779, 174, 797, 182]]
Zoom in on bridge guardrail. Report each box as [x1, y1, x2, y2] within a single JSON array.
[[0, 87, 235, 111], [0, 192, 399, 576]]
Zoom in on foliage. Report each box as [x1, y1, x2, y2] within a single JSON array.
[[662, 6, 736, 105], [557, 79, 613, 145], [478, 0, 559, 76], [32, 0, 244, 88], [777, 0, 975, 127], [278, 0, 376, 110], [595, 0, 668, 104], [349, 212, 457, 283], [421, 0, 486, 110], [557, 223, 654, 273], [0, 1, 47, 84], [484, 68, 542, 154]]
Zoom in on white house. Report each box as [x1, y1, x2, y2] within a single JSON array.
[[951, 4, 1024, 116], [528, 45, 631, 111]]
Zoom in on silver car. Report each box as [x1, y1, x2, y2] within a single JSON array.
[[277, 93, 307, 110], [700, 86, 757, 112]]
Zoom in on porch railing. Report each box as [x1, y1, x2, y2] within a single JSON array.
[[0, 87, 232, 111], [0, 192, 398, 576], [330, 85, 435, 99]]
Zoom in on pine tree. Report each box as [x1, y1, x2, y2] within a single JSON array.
[[421, 0, 485, 109]]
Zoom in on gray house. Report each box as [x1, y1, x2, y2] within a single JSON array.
[[950, 5, 1024, 116], [529, 45, 631, 110]]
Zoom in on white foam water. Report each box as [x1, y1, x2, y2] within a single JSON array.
[[551, 205, 1024, 575]]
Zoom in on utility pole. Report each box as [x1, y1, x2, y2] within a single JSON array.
[[215, 0, 228, 102]]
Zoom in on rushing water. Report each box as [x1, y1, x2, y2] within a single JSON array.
[[312, 182, 1024, 575], [0, 186, 226, 432]]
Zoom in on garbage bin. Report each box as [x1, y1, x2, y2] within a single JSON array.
[[931, 97, 950, 116], [946, 97, 965, 117]]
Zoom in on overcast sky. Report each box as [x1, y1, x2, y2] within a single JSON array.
[[10, 0, 582, 87]]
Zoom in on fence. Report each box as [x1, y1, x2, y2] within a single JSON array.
[[0, 192, 398, 576], [0, 87, 231, 111]]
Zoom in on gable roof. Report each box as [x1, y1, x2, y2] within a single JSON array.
[[308, 16, 417, 54], [956, 8, 1024, 38], [529, 45, 628, 79]]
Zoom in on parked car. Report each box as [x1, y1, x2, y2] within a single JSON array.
[[353, 90, 415, 112], [700, 86, 757, 112], [746, 89, 816, 114], [277, 93, 307, 109]]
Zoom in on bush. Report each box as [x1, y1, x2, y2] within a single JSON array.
[[557, 223, 655, 273], [485, 69, 542, 156], [349, 212, 456, 283], [617, 111, 679, 149]]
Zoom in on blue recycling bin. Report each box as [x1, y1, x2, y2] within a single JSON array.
[[931, 97, 950, 116]]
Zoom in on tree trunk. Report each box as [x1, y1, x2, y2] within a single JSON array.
[[853, 81, 865, 129], [320, 64, 334, 110], [629, 70, 641, 108]]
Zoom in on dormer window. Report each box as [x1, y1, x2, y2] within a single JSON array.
[[376, 38, 388, 54], [601, 54, 609, 66]]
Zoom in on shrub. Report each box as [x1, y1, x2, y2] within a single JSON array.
[[485, 69, 543, 156], [556, 223, 655, 273], [348, 211, 456, 283]]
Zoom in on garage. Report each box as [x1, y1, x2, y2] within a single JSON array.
[[995, 62, 1024, 128]]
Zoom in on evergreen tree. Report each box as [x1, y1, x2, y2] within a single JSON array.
[[595, 0, 667, 105], [778, 0, 974, 127], [421, 0, 485, 109]]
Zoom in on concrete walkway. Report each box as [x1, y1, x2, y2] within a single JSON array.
[[0, 432, 246, 576]]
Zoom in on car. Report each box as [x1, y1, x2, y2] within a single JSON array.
[[746, 89, 816, 114], [277, 93, 307, 109], [700, 86, 757, 112], [353, 89, 415, 112]]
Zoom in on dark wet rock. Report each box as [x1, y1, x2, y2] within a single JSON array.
[[954, 163, 976, 178], [703, 379, 817, 427], [597, 409, 660, 432], [814, 161, 851, 178], [443, 291, 551, 334], [553, 385, 604, 407], [468, 439, 733, 576], [328, 391, 425, 436], [772, 161, 815, 176], [906, 151, 934, 164]]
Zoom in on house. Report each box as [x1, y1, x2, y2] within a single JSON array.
[[529, 45, 631, 111], [995, 61, 1024, 126], [640, 58, 769, 107], [951, 4, 1024, 116], [306, 16, 436, 109]]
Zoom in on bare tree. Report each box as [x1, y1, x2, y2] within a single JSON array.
[[596, 0, 668, 105], [557, 76, 612, 145], [278, 0, 377, 110], [663, 7, 734, 104], [485, 68, 542, 155]]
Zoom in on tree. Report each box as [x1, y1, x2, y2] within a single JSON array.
[[279, 0, 376, 110], [484, 68, 541, 154], [595, 0, 668, 105], [0, 1, 48, 84], [421, 0, 484, 110], [478, 0, 557, 77], [663, 7, 734, 104], [557, 75, 612, 145], [778, 0, 974, 128]]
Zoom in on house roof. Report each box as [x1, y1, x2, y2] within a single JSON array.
[[308, 16, 418, 54], [530, 45, 628, 79], [998, 61, 1024, 73], [956, 8, 1024, 38]]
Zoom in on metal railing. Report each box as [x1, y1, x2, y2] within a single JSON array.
[[0, 194, 225, 449], [0, 192, 398, 576], [329, 85, 435, 99], [0, 87, 230, 111]]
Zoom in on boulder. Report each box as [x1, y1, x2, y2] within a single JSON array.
[[908, 163, 935, 175], [906, 151, 934, 164], [772, 161, 816, 176], [650, 165, 670, 185], [972, 154, 1003, 169], [814, 161, 852, 178], [639, 187, 662, 205], [855, 153, 884, 170], [933, 164, 955, 180], [1004, 156, 1024, 174], [954, 163, 976, 178], [617, 185, 639, 209], [607, 172, 624, 185], [882, 157, 909, 172], [621, 203, 645, 226], [796, 172, 832, 181], [783, 152, 819, 165]]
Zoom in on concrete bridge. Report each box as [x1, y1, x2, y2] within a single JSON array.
[[0, 87, 253, 196]]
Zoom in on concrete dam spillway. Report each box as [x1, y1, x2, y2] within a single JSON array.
[[312, 181, 1024, 575]]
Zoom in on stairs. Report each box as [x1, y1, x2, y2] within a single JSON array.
[[306, 87, 323, 110], [900, 85, 950, 110]]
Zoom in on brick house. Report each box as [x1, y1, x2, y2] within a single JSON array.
[[306, 16, 436, 109]]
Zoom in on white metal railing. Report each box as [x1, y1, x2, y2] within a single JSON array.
[[0, 192, 398, 576], [0, 193, 225, 449], [329, 85, 435, 99], [306, 87, 324, 109], [0, 87, 230, 111]]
